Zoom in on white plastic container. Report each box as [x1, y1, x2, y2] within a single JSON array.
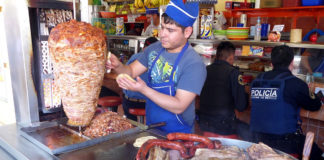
[[255, 0, 261, 8]]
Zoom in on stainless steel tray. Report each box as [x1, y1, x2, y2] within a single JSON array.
[[212, 137, 298, 160], [58, 130, 166, 160], [19, 118, 145, 155]]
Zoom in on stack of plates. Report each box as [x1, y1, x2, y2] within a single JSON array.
[[213, 30, 227, 40], [226, 27, 250, 40]]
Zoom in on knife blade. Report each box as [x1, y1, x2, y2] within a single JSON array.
[[127, 119, 166, 130], [127, 119, 148, 130]]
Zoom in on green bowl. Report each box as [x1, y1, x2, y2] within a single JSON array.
[[226, 27, 249, 40], [213, 30, 227, 36]]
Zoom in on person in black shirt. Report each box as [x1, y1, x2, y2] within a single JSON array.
[[199, 41, 250, 140], [301, 35, 324, 75], [250, 45, 323, 159]]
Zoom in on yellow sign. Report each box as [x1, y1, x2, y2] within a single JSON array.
[[242, 45, 264, 57], [152, 29, 158, 37]]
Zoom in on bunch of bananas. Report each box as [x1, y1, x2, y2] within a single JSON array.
[[159, 0, 170, 6], [144, 0, 159, 8], [134, 0, 144, 8]]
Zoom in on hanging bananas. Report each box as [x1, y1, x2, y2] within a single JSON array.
[[134, 0, 138, 8], [138, 0, 144, 8], [150, 0, 159, 7], [134, 0, 144, 9], [144, 0, 150, 7], [144, 0, 160, 8]]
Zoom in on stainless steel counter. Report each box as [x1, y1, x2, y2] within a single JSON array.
[[0, 124, 58, 160], [0, 123, 165, 160], [0, 146, 15, 160]]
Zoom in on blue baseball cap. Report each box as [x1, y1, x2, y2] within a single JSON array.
[[145, 7, 159, 14], [165, 0, 199, 27]]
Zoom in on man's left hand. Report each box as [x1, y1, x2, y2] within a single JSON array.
[[116, 76, 147, 93]]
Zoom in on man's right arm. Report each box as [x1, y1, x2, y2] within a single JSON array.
[[294, 80, 321, 111], [230, 69, 248, 112], [108, 54, 147, 78]]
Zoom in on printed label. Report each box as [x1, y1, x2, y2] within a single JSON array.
[[251, 88, 278, 100]]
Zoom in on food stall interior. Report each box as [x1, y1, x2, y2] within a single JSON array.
[[0, 0, 323, 159]]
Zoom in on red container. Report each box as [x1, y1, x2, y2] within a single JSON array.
[[283, 0, 301, 7], [225, 1, 233, 9]]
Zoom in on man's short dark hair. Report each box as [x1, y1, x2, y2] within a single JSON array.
[[215, 41, 235, 61], [271, 45, 294, 68], [162, 13, 186, 32]]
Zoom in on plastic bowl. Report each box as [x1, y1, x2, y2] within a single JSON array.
[[226, 27, 249, 40], [213, 30, 227, 35], [99, 11, 116, 18]]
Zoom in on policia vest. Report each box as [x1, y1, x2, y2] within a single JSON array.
[[250, 72, 300, 135], [200, 61, 236, 117]]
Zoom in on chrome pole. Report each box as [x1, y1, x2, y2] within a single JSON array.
[[73, 0, 76, 19]]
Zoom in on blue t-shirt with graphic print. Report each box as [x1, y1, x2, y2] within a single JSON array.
[[138, 41, 207, 128]]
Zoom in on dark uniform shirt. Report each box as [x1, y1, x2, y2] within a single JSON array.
[[200, 60, 248, 115], [258, 67, 321, 111], [199, 60, 248, 135], [251, 67, 323, 159]]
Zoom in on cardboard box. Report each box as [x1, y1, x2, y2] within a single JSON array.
[[242, 45, 264, 57], [260, 0, 282, 8]]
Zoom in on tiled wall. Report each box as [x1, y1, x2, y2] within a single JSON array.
[[301, 117, 324, 151]]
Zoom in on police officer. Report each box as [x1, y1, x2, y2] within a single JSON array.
[[301, 35, 324, 74], [199, 41, 250, 139], [250, 45, 323, 159], [122, 37, 158, 121]]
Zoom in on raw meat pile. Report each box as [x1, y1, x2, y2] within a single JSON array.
[[247, 142, 292, 160], [48, 20, 107, 126], [136, 133, 293, 160], [83, 111, 133, 138]]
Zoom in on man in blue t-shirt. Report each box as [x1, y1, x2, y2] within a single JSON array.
[[107, 0, 206, 133], [122, 37, 158, 121]]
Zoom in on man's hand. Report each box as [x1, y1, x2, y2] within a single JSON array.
[[316, 91, 324, 103], [106, 53, 122, 71], [116, 75, 147, 93]]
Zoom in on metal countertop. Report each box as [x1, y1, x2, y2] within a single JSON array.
[[0, 124, 58, 160], [0, 123, 165, 160]]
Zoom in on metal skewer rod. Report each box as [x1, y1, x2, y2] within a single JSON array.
[[79, 126, 82, 136], [73, 0, 76, 20]]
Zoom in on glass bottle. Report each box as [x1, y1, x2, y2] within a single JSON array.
[[254, 17, 261, 41]]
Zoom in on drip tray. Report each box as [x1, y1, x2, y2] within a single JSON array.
[[19, 118, 143, 155]]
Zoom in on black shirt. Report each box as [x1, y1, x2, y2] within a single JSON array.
[[200, 60, 248, 117], [259, 67, 321, 111]]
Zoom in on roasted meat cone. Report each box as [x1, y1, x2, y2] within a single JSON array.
[[48, 20, 107, 126]]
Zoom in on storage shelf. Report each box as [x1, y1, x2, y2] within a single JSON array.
[[231, 6, 324, 12], [109, 47, 134, 52], [106, 35, 324, 49], [239, 68, 263, 74], [104, 0, 133, 4], [285, 42, 324, 49], [236, 55, 271, 60], [190, 39, 285, 47], [224, 5, 324, 29]]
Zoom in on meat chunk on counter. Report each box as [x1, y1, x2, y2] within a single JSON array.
[[83, 111, 133, 138]]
